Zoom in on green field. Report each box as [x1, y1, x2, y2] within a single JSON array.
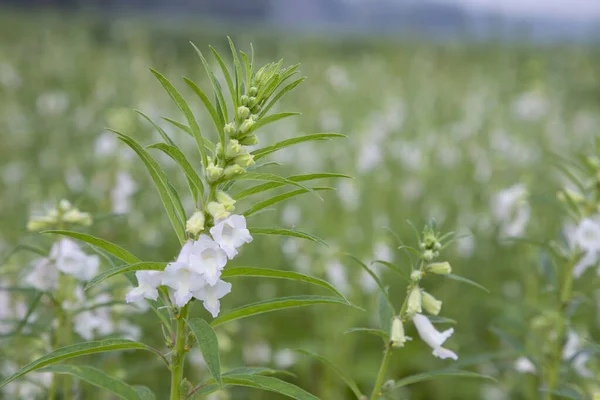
[[1, 11, 599, 400]]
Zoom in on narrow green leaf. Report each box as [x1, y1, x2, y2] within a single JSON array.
[[148, 142, 205, 206], [134, 386, 156, 400], [161, 118, 215, 153], [135, 109, 175, 146], [372, 260, 411, 283], [85, 262, 166, 290], [259, 77, 306, 118], [227, 172, 320, 199], [234, 173, 352, 200], [211, 296, 356, 327], [224, 374, 319, 400], [190, 43, 229, 123], [186, 318, 222, 387], [240, 51, 252, 94], [0, 339, 154, 389], [249, 227, 328, 247], [243, 187, 333, 217], [378, 291, 394, 335], [149, 69, 208, 167], [444, 274, 490, 293], [39, 365, 141, 400], [184, 77, 225, 144], [223, 367, 294, 378], [110, 129, 186, 243], [221, 267, 348, 301], [43, 230, 140, 263], [344, 328, 389, 341], [208, 45, 236, 111], [427, 316, 457, 325], [343, 254, 395, 314], [251, 133, 346, 161], [250, 112, 300, 134], [12, 292, 43, 335], [227, 37, 243, 105], [392, 370, 496, 389], [538, 388, 582, 400], [295, 349, 363, 399]]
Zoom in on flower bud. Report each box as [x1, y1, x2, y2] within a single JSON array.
[[406, 286, 422, 317], [249, 86, 258, 96], [216, 191, 236, 211], [557, 188, 585, 205], [240, 95, 249, 106], [224, 123, 236, 136], [251, 104, 262, 114], [225, 139, 242, 159], [390, 316, 406, 348], [427, 262, 451, 275], [206, 164, 224, 182], [63, 209, 92, 226], [239, 134, 258, 146], [223, 164, 245, 179], [27, 217, 51, 232], [58, 199, 72, 212], [207, 201, 230, 221], [234, 153, 255, 168], [186, 211, 205, 235], [239, 118, 255, 134], [423, 249, 434, 261], [410, 270, 422, 282], [248, 96, 257, 106], [237, 106, 250, 119], [421, 291, 442, 315]]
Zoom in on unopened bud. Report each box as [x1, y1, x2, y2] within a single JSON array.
[[557, 188, 585, 205], [406, 286, 422, 317], [223, 164, 245, 179], [421, 291, 442, 315], [410, 270, 423, 282], [63, 209, 92, 225], [216, 191, 236, 211], [240, 95, 249, 106], [427, 262, 451, 275], [423, 249, 434, 261], [237, 106, 250, 119], [239, 134, 258, 146], [249, 86, 258, 96], [234, 153, 255, 168], [251, 104, 262, 114], [206, 164, 224, 182], [224, 123, 236, 136], [27, 217, 53, 232], [248, 96, 257, 106], [390, 316, 406, 348], [239, 118, 255, 134], [207, 202, 230, 221], [58, 199, 72, 212], [185, 211, 205, 235], [225, 139, 242, 159]]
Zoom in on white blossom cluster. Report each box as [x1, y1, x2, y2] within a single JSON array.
[[126, 214, 253, 317]]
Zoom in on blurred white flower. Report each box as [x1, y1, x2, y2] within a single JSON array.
[[192, 235, 228, 286], [412, 313, 458, 360], [514, 356, 536, 374], [36, 91, 69, 115], [243, 341, 272, 365], [210, 215, 253, 260], [51, 238, 99, 281], [74, 307, 114, 340], [273, 349, 297, 369], [325, 260, 350, 295], [490, 184, 530, 239], [337, 180, 360, 211], [111, 171, 137, 214], [126, 271, 163, 303], [563, 330, 593, 378], [512, 91, 549, 122], [192, 280, 232, 318], [25, 257, 59, 291], [564, 218, 600, 277], [94, 131, 118, 157]]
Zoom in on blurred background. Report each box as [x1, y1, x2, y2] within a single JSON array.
[[1, 1, 599, 399]]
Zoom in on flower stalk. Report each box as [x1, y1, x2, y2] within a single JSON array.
[[170, 304, 190, 400]]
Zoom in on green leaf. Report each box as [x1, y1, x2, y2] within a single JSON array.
[[295, 349, 363, 399], [251, 133, 346, 161], [444, 274, 490, 293], [249, 227, 328, 247], [234, 173, 352, 200], [344, 328, 389, 341], [223, 367, 294, 378], [190, 43, 229, 123], [211, 296, 356, 327], [148, 142, 205, 205], [221, 267, 348, 301], [538, 388, 583, 400], [343, 254, 395, 314], [249, 112, 300, 134], [42, 231, 140, 263], [135, 109, 176, 146], [378, 291, 394, 335], [109, 129, 186, 243], [186, 318, 222, 387], [85, 262, 166, 290], [161, 118, 215, 153], [240, 50, 252, 94], [371, 260, 411, 283], [243, 187, 333, 217], [392, 369, 496, 389], [223, 374, 319, 400], [0, 339, 155, 389], [39, 365, 142, 400], [227, 37, 244, 105], [134, 386, 156, 400], [208, 44, 236, 111], [184, 77, 225, 144], [259, 77, 306, 118], [149, 68, 208, 167], [427, 316, 457, 325], [227, 172, 320, 199]]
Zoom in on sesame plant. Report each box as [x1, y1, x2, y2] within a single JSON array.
[[297, 225, 493, 400], [0, 39, 354, 400]]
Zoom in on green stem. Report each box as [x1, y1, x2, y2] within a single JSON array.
[[544, 256, 576, 399], [170, 305, 189, 400], [370, 345, 392, 400]]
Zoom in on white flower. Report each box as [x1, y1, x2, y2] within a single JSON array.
[[192, 279, 232, 317], [25, 257, 59, 291], [210, 215, 253, 259], [51, 239, 99, 281], [192, 235, 228, 286], [514, 357, 536, 374], [412, 313, 458, 360], [162, 242, 207, 308], [491, 184, 530, 239], [572, 218, 600, 253], [74, 308, 114, 340], [111, 171, 137, 214], [125, 271, 163, 303]]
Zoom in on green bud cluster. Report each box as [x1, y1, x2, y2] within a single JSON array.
[[27, 199, 92, 231]]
